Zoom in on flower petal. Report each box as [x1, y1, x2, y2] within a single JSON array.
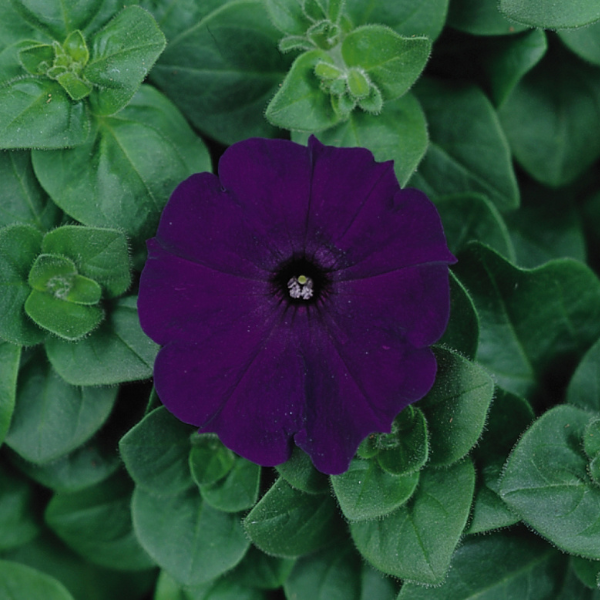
[[153, 312, 306, 467], [294, 310, 437, 474], [139, 239, 272, 345], [218, 137, 314, 258]]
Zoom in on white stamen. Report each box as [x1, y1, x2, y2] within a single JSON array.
[[287, 275, 314, 300]]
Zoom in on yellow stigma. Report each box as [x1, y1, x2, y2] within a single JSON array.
[[297, 275, 308, 285]]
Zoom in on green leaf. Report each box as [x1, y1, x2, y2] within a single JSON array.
[[24, 289, 103, 340], [500, 405, 600, 559], [505, 181, 586, 268], [0, 223, 44, 345], [284, 544, 362, 600], [189, 434, 235, 487], [199, 456, 261, 513], [438, 271, 480, 360], [0, 150, 61, 229], [266, 49, 341, 132], [132, 486, 250, 586], [409, 79, 519, 211], [0, 560, 75, 600], [500, 0, 600, 28], [342, 25, 430, 101], [454, 243, 600, 399], [351, 460, 475, 585], [434, 193, 515, 260], [45, 295, 159, 386], [572, 556, 600, 591], [184, 579, 269, 600], [275, 445, 329, 494], [84, 6, 165, 116], [0, 78, 90, 149], [119, 406, 195, 497], [151, 0, 292, 144], [0, 0, 43, 49], [42, 226, 131, 298], [345, 0, 449, 41], [265, 0, 312, 35], [10, 437, 121, 493], [231, 545, 295, 590], [559, 22, 600, 67], [467, 388, 534, 535], [45, 472, 155, 571], [293, 92, 427, 186], [482, 29, 547, 107], [32, 85, 210, 263], [416, 347, 494, 467], [244, 478, 343, 558], [331, 459, 419, 521], [18, 43, 54, 75], [376, 406, 429, 475], [0, 462, 40, 551], [499, 44, 600, 188], [397, 531, 564, 600], [5, 352, 117, 463], [0, 342, 20, 445], [447, 0, 529, 35], [567, 337, 600, 413], [10, 0, 103, 40], [3, 530, 156, 600]]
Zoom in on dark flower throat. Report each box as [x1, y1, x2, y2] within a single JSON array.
[[271, 255, 330, 306]]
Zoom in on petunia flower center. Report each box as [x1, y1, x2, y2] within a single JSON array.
[[272, 255, 330, 306]]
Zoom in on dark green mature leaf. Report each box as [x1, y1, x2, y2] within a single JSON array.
[[10, 437, 120, 493], [447, 0, 528, 35], [0, 150, 61, 229], [133, 486, 249, 586], [434, 193, 515, 260], [505, 182, 586, 268], [500, 0, 600, 28], [500, 405, 600, 559], [199, 456, 261, 513], [266, 49, 341, 132], [45, 296, 159, 386], [85, 6, 166, 116], [0, 79, 90, 149], [2, 530, 156, 600], [351, 460, 475, 585], [5, 352, 117, 463], [0, 342, 20, 445], [341, 26, 430, 101], [482, 29, 547, 107], [184, 579, 268, 600], [10, 0, 102, 40], [189, 434, 235, 487], [568, 337, 600, 413], [42, 226, 131, 298], [264, 0, 312, 35], [410, 79, 519, 211], [151, 0, 291, 144], [244, 478, 343, 558], [467, 388, 533, 534], [32, 85, 210, 263], [293, 93, 428, 186], [454, 243, 600, 399], [416, 347, 494, 467], [119, 406, 195, 497], [231, 545, 295, 590], [275, 446, 330, 495], [0, 560, 75, 600], [559, 22, 600, 67], [0, 223, 44, 345], [345, 0, 449, 41], [572, 556, 600, 591], [0, 462, 40, 551], [45, 472, 155, 571], [331, 459, 419, 521], [438, 272, 479, 360], [398, 531, 564, 599], [359, 563, 398, 600], [499, 45, 600, 188], [0, 0, 43, 49], [283, 544, 362, 600]]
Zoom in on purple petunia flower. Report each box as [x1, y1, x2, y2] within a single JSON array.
[[138, 136, 456, 475]]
